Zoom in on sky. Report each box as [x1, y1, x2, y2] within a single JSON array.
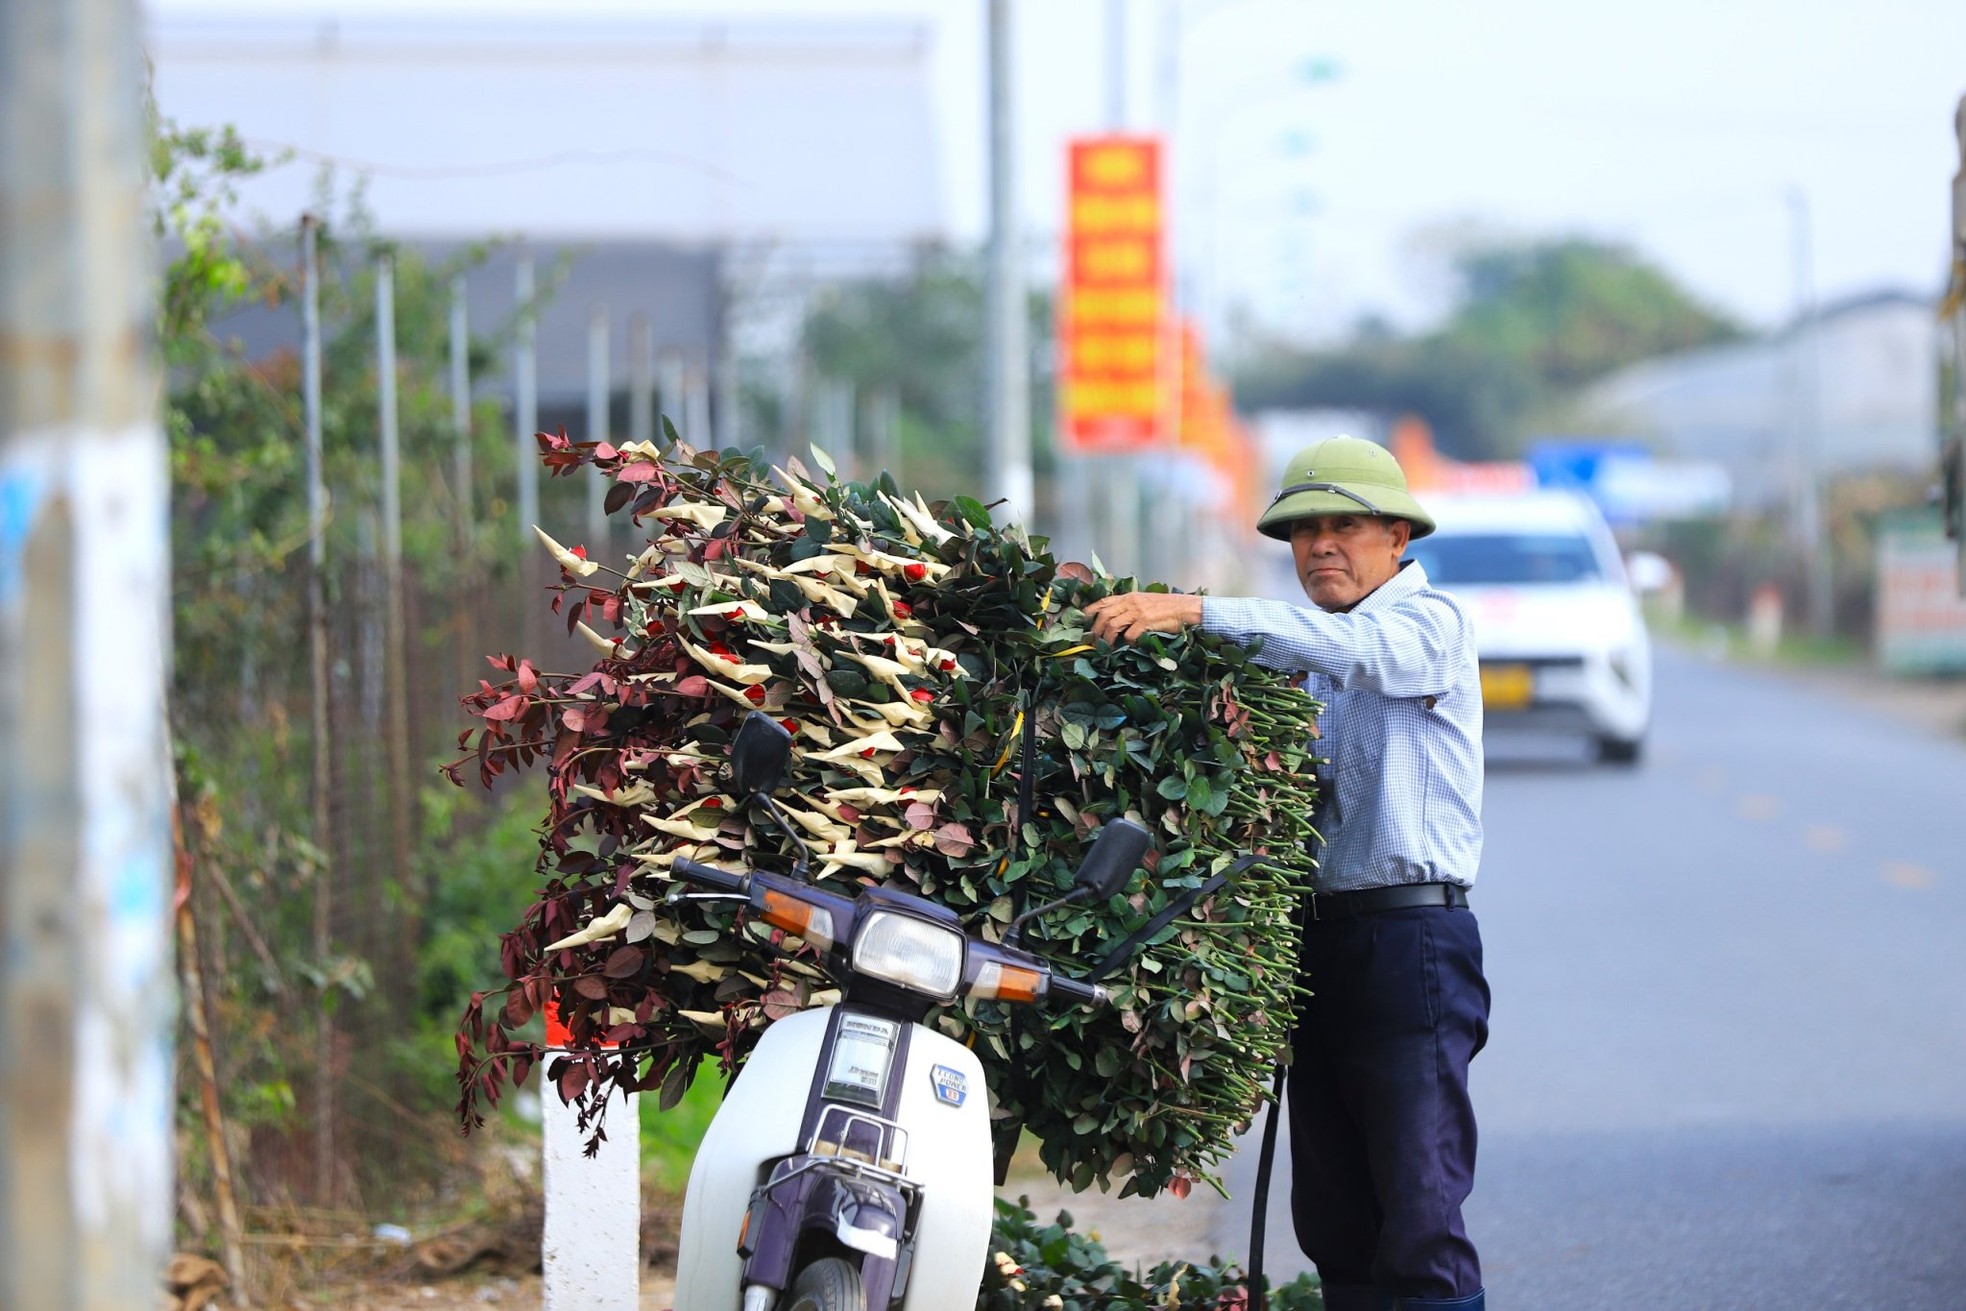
[[149, 0, 1966, 343]]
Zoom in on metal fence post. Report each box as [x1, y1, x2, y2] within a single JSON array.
[[587, 306, 611, 550], [450, 272, 472, 532], [515, 253, 540, 548], [375, 254, 416, 948]]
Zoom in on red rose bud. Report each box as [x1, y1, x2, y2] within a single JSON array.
[[939, 659, 958, 672], [904, 563, 927, 582], [701, 797, 723, 809], [891, 601, 913, 619], [570, 545, 588, 559], [744, 685, 766, 704], [909, 688, 934, 703], [779, 719, 801, 735], [855, 560, 873, 576], [859, 748, 876, 759], [708, 642, 736, 658]]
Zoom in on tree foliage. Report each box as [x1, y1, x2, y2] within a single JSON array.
[[800, 255, 1057, 497], [1237, 235, 1743, 458]]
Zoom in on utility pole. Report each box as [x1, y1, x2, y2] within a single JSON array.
[[1104, 0, 1144, 577], [1, 0, 174, 1305], [1788, 187, 1833, 636], [1948, 94, 1966, 592], [984, 0, 1033, 521]]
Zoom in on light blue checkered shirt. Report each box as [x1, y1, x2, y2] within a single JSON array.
[[1201, 560, 1484, 893]]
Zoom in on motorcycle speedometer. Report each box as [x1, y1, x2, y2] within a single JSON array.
[[850, 909, 965, 999]]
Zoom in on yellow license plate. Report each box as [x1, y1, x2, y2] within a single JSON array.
[[1480, 663, 1534, 710]]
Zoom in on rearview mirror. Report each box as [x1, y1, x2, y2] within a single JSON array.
[[730, 711, 792, 797], [1073, 818, 1152, 901]]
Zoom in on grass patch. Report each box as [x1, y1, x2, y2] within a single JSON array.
[[640, 1060, 724, 1192]]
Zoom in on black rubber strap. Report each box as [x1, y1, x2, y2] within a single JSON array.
[[1016, 695, 1038, 850], [1247, 1059, 1288, 1311], [1267, 479, 1383, 515], [998, 691, 1043, 1188], [1084, 854, 1262, 984]]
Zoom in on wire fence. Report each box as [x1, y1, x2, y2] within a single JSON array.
[[166, 220, 678, 1283]]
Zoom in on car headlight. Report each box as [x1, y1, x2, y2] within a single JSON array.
[[851, 910, 965, 999]]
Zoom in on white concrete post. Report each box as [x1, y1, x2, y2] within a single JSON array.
[[542, 1005, 640, 1311]]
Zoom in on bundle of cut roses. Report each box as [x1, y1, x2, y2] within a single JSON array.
[[449, 432, 1322, 1197]]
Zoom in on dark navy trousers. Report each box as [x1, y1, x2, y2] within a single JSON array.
[[1287, 904, 1490, 1302]]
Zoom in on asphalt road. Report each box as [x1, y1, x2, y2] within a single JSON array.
[[1215, 647, 1966, 1308]]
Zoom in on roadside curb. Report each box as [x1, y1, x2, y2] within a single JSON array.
[[1663, 637, 1966, 742]]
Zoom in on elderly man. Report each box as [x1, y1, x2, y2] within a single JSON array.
[[1085, 436, 1489, 1311]]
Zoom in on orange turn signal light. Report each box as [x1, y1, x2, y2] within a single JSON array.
[[760, 889, 837, 950], [971, 960, 1043, 1004]]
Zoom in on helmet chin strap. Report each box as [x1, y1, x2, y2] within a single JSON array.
[[1267, 480, 1384, 515]]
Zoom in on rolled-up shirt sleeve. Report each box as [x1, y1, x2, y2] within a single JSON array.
[[1200, 590, 1471, 699]]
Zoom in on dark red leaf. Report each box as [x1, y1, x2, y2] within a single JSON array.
[[482, 694, 529, 722], [573, 975, 608, 1000], [616, 460, 657, 483], [503, 989, 534, 1027], [603, 946, 643, 978]]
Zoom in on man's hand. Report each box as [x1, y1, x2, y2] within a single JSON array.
[[1084, 592, 1203, 645]]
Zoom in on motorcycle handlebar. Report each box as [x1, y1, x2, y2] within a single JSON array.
[[673, 857, 748, 894], [1046, 975, 1108, 1007]]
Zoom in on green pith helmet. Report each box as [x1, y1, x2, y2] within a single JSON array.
[[1255, 436, 1436, 541]]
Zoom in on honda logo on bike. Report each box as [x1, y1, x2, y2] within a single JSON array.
[[929, 1064, 968, 1108]]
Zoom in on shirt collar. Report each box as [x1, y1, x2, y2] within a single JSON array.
[[1349, 558, 1431, 615]]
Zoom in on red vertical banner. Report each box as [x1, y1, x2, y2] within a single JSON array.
[[1059, 136, 1169, 453]]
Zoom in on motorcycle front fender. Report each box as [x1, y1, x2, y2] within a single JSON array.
[[675, 1010, 829, 1311], [672, 1012, 994, 1311]]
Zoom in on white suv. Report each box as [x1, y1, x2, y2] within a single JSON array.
[[1404, 490, 1652, 764]]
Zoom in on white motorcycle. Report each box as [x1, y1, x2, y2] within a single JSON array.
[[668, 711, 1152, 1311]]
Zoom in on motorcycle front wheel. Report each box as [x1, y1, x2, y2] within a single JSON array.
[[784, 1256, 865, 1311]]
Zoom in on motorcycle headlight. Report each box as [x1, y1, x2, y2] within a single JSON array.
[[851, 911, 964, 999]]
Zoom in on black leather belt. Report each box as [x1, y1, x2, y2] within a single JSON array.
[[1309, 881, 1469, 922]]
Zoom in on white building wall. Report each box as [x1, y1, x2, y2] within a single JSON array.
[[1580, 293, 1940, 509], [146, 13, 944, 244]]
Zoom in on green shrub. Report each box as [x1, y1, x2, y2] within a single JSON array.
[[982, 1196, 1323, 1310]]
